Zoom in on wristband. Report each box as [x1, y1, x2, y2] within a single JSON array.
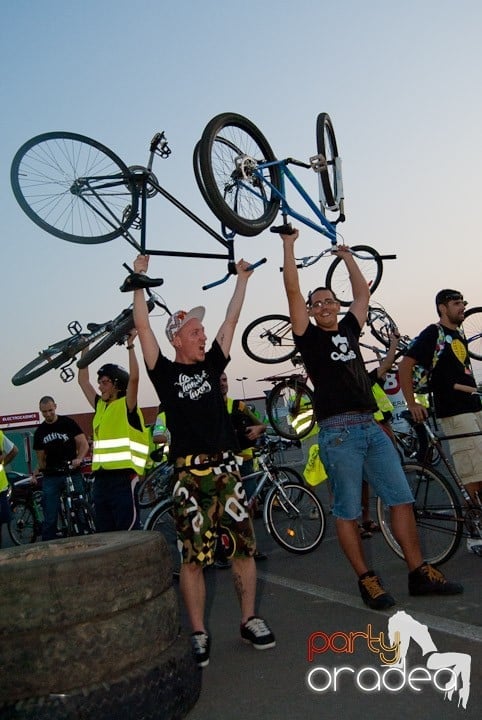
[[126, 344, 135, 350]]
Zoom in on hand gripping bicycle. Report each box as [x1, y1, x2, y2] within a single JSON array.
[[11, 130, 266, 290]]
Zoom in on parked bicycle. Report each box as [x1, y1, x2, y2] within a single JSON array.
[[11, 130, 266, 290], [7, 464, 96, 545], [376, 413, 482, 565], [144, 436, 326, 575], [194, 112, 396, 302], [138, 456, 173, 509]]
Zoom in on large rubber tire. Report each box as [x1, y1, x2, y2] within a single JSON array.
[[11, 335, 87, 386], [0, 634, 201, 720], [197, 113, 281, 236], [265, 484, 325, 553], [376, 463, 463, 566], [144, 499, 181, 576], [463, 305, 482, 360], [325, 245, 383, 306], [316, 113, 340, 209], [11, 132, 138, 244], [0, 532, 180, 700], [266, 378, 316, 440], [242, 314, 297, 364]]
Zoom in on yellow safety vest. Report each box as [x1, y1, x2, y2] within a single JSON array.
[[92, 398, 149, 475], [0, 431, 8, 492], [372, 382, 394, 422]]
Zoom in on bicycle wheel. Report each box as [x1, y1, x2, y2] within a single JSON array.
[[242, 314, 296, 364], [376, 463, 462, 566], [11, 334, 88, 386], [144, 499, 181, 576], [138, 463, 172, 509], [316, 113, 339, 209], [463, 306, 482, 360], [8, 501, 41, 544], [76, 310, 134, 368], [266, 379, 316, 440], [197, 113, 281, 236], [368, 306, 397, 347], [265, 483, 325, 553], [325, 245, 383, 307], [11, 131, 138, 244], [67, 498, 96, 535]]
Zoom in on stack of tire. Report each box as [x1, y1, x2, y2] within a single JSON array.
[[0, 531, 201, 719]]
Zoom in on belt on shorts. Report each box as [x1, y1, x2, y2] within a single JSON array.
[[318, 412, 374, 429], [175, 450, 242, 470]]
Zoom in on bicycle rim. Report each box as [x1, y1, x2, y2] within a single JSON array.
[[198, 113, 281, 236], [76, 311, 134, 368], [316, 113, 339, 209], [325, 245, 383, 306], [241, 314, 296, 364], [138, 464, 172, 508], [8, 502, 40, 544], [11, 131, 138, 244], [266, 484, 325, 553], [463, 306, 482, 361], [368, 305, 397, 348], [144, 500, 181, 576], [266, 380, 316, 440], [376, 463, 462, 565], [11, 335, 86, 386]]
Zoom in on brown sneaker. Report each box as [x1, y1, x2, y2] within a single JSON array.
[[358, 571, 396, 610], [408, 563, 463, 596]]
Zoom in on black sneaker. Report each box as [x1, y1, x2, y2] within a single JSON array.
[[358, 571, 396, 610], [408, 563, 464, 596], [191, 631, 210, 667], [240, 616, 276, 650], [253, 550, 268, 561]]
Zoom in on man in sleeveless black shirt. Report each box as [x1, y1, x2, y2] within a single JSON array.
[[133, 254, 275, 667], [281, 228, 463, 609], [399, 289, 482, 552]]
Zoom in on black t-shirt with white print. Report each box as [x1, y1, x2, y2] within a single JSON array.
[[294, 311, 377, 421], [146, 340, 238, 460]]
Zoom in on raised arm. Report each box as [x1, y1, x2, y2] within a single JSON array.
[[376, 331, 401, 379], [132, 254, 161, 370], [78, 348, 97, 409], [339, 247, 370, 327], [281, 229, 310, 335], [215, 259, 253, 357], [125, 329, 140, 412]]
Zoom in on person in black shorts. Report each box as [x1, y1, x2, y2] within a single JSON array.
[[133, 254, 275, 668]]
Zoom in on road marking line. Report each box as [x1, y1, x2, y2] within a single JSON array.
[[257, 571, 482, 642]]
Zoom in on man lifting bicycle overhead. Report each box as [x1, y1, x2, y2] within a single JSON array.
[[132, 254, 275, 669], [280, 226, 463, 610]]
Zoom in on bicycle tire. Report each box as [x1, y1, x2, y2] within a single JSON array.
[[8, 501, 41, 545], [368, 306, 397, 347], [463, 305, 482, 361], [316, 113, 339, 209], [265, 483, 325, 554], [197, 113, 281, 236], [138, 463, 172, 509], [376, 462, 463, 566], [266, 378, 316, 440], [11, 131, 138, 244], [11, 334, 88, 386], [67, 498, 96, 536], [76, 309, 135, 368], [242, 314, 296, 364], [143, 498, 181, 576], [325, 245, 383, 307]]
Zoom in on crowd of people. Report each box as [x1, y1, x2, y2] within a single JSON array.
[[2, 227, 480, 670]]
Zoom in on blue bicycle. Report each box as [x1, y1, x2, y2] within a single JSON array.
[[194, 112, 396, 304]]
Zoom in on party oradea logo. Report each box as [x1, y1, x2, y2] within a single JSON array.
[[306, 610, 471, 709]]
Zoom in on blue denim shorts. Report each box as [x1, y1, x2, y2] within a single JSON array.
[[317, 416, 414, 520]]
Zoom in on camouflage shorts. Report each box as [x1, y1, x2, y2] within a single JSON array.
[[173, 453, 256, 566]]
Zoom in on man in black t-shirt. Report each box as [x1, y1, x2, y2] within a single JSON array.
[[33, 396, 89, 540], [281, 228, 463, 609], [133, 254, 275, 668], [399, 289, 482, 513]]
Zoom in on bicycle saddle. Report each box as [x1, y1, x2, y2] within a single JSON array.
[[120, 272, 164, 292]]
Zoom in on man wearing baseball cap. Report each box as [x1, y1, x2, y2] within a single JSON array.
[[133, 254, 275, 668]]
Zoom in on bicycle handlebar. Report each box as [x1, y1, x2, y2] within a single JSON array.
[[202, 257, 267, 291]]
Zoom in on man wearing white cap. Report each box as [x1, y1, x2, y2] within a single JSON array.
[[133, 254, 275, 668]]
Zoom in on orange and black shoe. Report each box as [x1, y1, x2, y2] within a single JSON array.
[[358, 571, 396, 610], [408, 563, 463, 596]]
